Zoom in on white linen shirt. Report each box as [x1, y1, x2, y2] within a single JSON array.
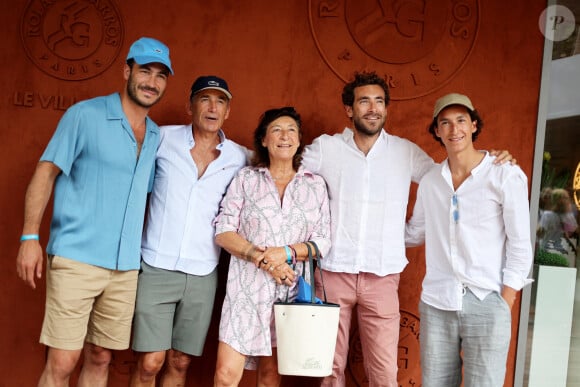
[[302, 128, 434, 276], [405, 152, 533, 311], [141, 124, 248, 275]]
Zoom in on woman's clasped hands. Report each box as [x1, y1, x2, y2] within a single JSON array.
[[253, 246, 295, 286]]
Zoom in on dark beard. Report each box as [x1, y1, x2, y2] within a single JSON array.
[[353, 115, 384, 137], [126, 74, 160, 108]]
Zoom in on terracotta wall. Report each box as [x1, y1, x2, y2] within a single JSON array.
[[1, 1, 545, 386]]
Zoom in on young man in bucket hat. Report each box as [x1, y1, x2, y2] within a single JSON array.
[[406, 93, 533, 386], [130, 76, 248, 386], [16, 36, 173, 386]]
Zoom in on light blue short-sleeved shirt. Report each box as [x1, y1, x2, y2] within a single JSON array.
[[41, 93, 160, 271]]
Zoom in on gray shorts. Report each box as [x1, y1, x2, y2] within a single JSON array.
[[419, 289, 512, 387], [131, 260, 217, 356]]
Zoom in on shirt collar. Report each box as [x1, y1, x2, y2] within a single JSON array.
[[441, 150, 490, 180], [106, 93, 159, 134], [187, 125, 226, 149], [342, 127, 388, 152], [257, 165, 314, 180], [471, 151, 491, 176], [106, 93, 124, 120]]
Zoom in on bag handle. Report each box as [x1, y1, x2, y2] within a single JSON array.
[[304, 242, 316, 304], [281, 248, 309, 304], [281, 241, 329, 304], [304, 241, 329, 304]]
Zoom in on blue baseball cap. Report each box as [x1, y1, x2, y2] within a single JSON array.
[[126, 37, 174, 75]]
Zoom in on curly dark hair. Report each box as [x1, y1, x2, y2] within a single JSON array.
[[427, 107, 484, 146], [342, 71, 390, 107], [251, 107, 303, 169]]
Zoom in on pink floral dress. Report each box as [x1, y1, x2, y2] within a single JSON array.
[[214, 166, 331, 365]]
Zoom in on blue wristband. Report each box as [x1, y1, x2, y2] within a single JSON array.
[[284, 245, 292, 264], [289, 245, 297, 265], [20, 234, 39, 242]]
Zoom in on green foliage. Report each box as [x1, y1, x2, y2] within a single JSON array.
[[541, 151, 571, 189], [535, 249, 570, 267]]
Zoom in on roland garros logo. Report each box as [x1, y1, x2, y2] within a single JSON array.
[[21, 0, 124, 81], [309, 0, 480, 100]]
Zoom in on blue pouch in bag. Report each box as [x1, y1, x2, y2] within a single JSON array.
[[296, 275, 323, 304], [294, 244, 323, 304]]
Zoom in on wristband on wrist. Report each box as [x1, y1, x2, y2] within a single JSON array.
[[20, 234, 39, 242], [289, 245, 297, 264], [284, 245, 292, 264]]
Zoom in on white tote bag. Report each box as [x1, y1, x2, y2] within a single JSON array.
[[274, 242, 340, 377]]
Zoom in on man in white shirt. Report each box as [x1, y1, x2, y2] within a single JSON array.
[[130, 76, 248, 386], [405, 93, 533, 386], [301, 71, 435, 387]]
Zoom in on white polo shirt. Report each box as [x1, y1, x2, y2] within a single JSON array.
[[141, 124, 248, 275], [302, 128, 434, 276]]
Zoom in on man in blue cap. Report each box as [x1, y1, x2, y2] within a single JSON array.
[[16, 36, 173, 387], [130, 75, 248, 386]]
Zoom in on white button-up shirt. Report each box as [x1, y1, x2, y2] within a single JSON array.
[[405, 152, 533, 311], [302, 128, 434, 276], [141, 125, 248, 275]]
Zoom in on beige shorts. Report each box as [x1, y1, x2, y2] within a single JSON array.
[[40, 255, 138, 351]]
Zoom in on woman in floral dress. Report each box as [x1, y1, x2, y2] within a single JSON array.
[[213, 107, 331, 386]]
